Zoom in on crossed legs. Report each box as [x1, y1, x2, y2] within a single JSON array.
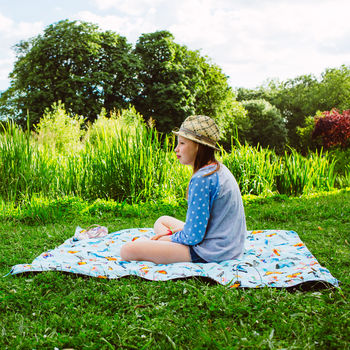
[[120, 216, 191, 264]]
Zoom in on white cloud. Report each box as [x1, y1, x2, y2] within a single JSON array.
[[81, 0, 350, 87], [166, 0, 350, 86], [0, 12, 13, 34], [0, 12, 43, 39], [77, 10, 158, 42], [1, 0, 350, 91], [0, 12, 44, 90], [92, 0, 164, 16], [0, 56, 14, 83]]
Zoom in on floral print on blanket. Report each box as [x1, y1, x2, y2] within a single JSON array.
[[10, 228, 339, 289]]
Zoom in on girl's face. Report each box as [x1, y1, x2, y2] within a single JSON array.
[[175, 136, 198, 168]]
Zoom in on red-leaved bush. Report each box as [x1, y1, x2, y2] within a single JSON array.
[[312, 109, 350, 148]]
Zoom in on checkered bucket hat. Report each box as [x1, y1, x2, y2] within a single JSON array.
[[173, 115, 220, 150]]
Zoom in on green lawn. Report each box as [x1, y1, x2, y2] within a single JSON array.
[[0, 190, 349, 349]]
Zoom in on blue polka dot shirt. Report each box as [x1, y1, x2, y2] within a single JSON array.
[[171, 164, 247, 262]]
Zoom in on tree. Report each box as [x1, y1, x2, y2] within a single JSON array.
[[268, 75, 320, 149], [212, 96, 249, 148], [271, 67, 350, 150], [296, 114, 323, 153], [0, 20, 139, 127], [133, 31, 234, 133], [236, 66, 350, 151], [235, 84, 275, 102], [318, 65, 350, 112], [1, 22, 242, 135], [194, 58, 243, 134], [242, 99, 287, 151], [133, 31, 196, 132]]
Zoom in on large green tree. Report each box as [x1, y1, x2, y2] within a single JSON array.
[[1, 22, 241, 134], [0, 20, 139, 126], [133, 31, 196, 131], [133, 31, 234, 132], [318, 65, 350, 112], [270, 75, 319, 148]]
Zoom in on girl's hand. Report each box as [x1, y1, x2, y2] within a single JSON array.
[[157, 235, 172, 241], [151, 233, 163, 240], [151, 230, 172, 241]]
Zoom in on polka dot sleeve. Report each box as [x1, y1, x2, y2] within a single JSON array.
[[171, 173, 218, 246]]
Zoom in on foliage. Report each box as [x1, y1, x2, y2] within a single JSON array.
[[1, 23, 235, 135], [82, 121, 185, 203], [276, 148, 336, 196], [213, 97, 249, 148], [0, 109, 345, 203], [241, 99, 287, 151], [312, 109, 350, 149], [1, 16, 349, 157], [236, 84, 277, 102], [133, 31, 233, 133], [0, 191, 349, 349], [0, 120, 33, 202], [221, 142, 337, 196], [35, 101, 85, 153], [222, 143, 279, 195], [296, 113, 323, 153], [0, 119, 10, 133], [0, 20, 139, 127], [319, 65, 350, 112], [336, 168, 350, 189], [85, 105, 146, 146], [193, 60, 240, 138], [235, 65, 350, 151], [329, 148, 350, 175], [264, 75, 320, 149], [133, 31, 195, 132]]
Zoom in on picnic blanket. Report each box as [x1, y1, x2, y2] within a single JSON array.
[[10, 228, 339, 289]]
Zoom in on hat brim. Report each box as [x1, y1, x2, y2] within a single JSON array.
[[172, 130, 220, 151]]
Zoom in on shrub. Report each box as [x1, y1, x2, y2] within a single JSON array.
[[242, 99, 287, 151], [312, 109, 350, 148], [296, 113, 323, 153], [35, 101, 85, 153], [85, 106, 146, 146], [215, 99, 250, 149]]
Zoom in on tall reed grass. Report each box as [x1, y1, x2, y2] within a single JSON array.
[[276, 148, 336, 196], [221, 143, 279, 195], [0, 107, 344, 204], [0, 121, 34, 202]]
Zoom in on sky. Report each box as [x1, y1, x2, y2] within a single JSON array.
[[1, 0, 350, 92]]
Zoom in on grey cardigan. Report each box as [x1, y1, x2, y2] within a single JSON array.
[[171, 163, 247, 262]]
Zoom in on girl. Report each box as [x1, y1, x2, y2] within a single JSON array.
[[120, 115, 247, 264]]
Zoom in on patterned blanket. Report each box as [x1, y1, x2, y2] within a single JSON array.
[[10, 228, 339, 289]]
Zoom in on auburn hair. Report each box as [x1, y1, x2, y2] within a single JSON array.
[[193, 143, 220, 176], [186, 143, 220, 199]]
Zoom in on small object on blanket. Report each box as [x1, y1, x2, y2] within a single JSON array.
[[73, 225, 108, 241], [9, 228, 340, 290]]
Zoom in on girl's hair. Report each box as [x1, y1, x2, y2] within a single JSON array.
[[186, 143, 220, 199], [193, 143, 220, 176]]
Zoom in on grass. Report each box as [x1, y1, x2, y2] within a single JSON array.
[[1, 190, 349, 349], [0, 107, 344, 204]]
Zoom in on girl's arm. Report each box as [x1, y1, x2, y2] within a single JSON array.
[[171, 174, 217, 246], [151, 216, 185, 240]]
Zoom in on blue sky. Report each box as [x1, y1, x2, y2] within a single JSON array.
[[1, 0, 350, 92]]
